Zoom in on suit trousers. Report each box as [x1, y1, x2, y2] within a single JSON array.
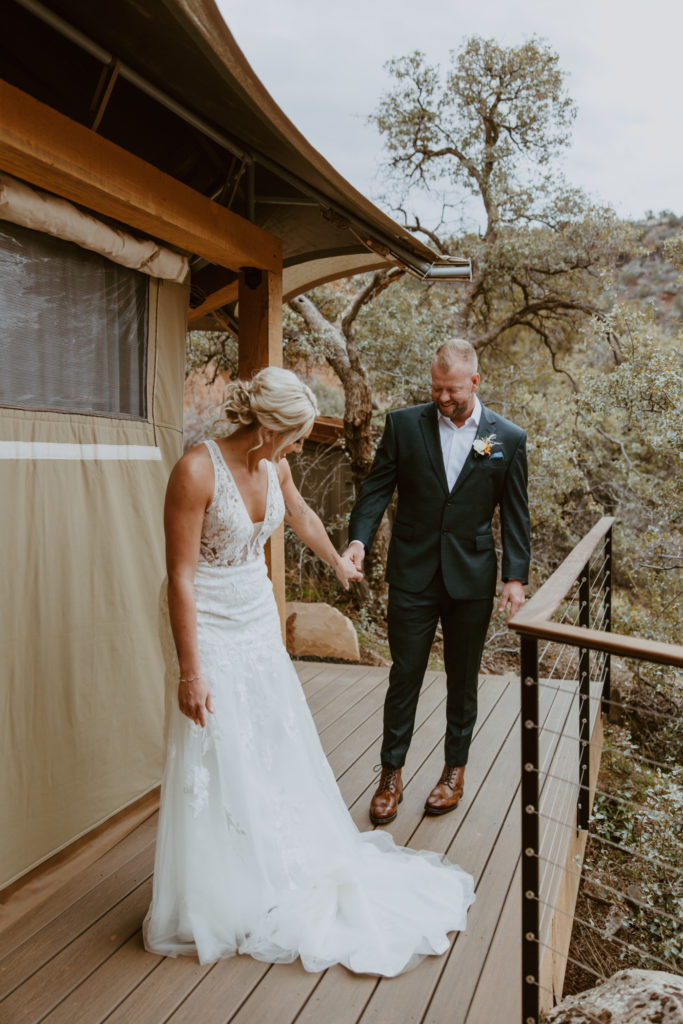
[[382, 571, 493, 769]]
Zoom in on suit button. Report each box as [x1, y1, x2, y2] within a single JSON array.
[[442, 528, 448, 534]]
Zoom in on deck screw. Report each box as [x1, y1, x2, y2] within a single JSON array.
[[525, 804, 535, 813], [525, 931, 535, 941], [524, 762, 534, 771], [524, 719, 536, 729], [525, 847, 535, 857], [524, 676, 535, 686], [525, 974, 536, 983], [525, 890, 535, 899]]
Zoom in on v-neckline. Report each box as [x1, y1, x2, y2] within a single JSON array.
[[212, 441, 270, 527]]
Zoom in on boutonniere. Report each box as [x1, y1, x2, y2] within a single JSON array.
[[472, 434, 501, 458]]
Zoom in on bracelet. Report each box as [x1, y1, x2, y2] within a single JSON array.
[[179, 673, 202, 683]]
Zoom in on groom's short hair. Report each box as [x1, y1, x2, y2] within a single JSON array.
[[433, 338, 478, 373]]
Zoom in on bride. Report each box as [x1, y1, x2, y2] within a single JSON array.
[[143, 367, 475, 976]]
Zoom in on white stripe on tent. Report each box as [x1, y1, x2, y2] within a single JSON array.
[[0, 441, 162, 460]]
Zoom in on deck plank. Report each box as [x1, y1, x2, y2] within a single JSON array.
[[355, 687, 527, 1024], [164, 956, 271, 1024], [41, 930, 160, 1023], [0, 666, 596, 1024], [305, 665, 374, 716], [0, 815, 158, 961], [357, 678, 574, 1024], [300, 682, 522, 1024], [422, 812, 522, 1024], [103, 952, 213, 1024], [462, 862, 522, 1024], [0, 843, 154, 999], [325, 673, 441, 780], [312, 668, 386, 734], [0, 879, 153, 1023]]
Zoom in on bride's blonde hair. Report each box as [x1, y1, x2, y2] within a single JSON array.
[[223, 367, 318, 460]]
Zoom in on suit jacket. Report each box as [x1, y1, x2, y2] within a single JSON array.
[[348, 401, 530, 600]]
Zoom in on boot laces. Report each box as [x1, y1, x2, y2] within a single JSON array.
[[376, 765, 399, 793], [441, 765, 459, 788]]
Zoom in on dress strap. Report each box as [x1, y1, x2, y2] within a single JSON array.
[[203, 439, 229, 507]]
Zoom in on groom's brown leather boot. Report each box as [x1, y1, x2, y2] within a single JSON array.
[[424, 764, 465, 815], [369, 765, 403, 825]]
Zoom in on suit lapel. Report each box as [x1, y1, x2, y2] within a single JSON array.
[[419, 404, 449, 496], [449, 404, 497, 495]]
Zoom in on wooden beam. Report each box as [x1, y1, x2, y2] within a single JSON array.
[[187, 281, 239, 324], [0, 80, 281, 273], [237, 268, 283, 377]]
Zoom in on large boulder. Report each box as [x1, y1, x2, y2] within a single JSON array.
[[545, 969, 683, 1024], [285, 601, 360, 662]]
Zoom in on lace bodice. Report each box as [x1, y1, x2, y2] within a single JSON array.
[[199, 440, 285, 567]]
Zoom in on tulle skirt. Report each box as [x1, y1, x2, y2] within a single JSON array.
[[143, 558, 475, 975]]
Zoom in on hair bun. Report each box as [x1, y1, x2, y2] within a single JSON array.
[[223, 379, 256, 426]]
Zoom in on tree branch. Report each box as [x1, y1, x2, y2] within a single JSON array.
[[340, 268, 404, 340]]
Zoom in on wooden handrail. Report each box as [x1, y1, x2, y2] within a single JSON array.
[[512, 517, 615, 626], [511, 619, 683, 668], [509, 516, 683, 669]]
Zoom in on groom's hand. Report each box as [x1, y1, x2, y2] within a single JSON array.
[[343, 541, 365, 570], [498, 580, 525, 622]]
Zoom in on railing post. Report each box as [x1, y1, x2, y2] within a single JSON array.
[[603, 526, 612, 709], [521, 634, 540, 1024], [577, 565, 590, 831]]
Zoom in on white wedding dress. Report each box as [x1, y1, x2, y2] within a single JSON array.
[[143, 440, 475, 975]]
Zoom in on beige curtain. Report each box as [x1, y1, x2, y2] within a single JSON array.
[[0, 278, 188, 888]]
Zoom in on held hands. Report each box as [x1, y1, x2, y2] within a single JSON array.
[[178, 673, 214, 727], [334, 552, 364, 590], [342, 541, 365, 571], [498, 580, 525, 622]]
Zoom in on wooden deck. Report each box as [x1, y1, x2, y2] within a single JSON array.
[[0, 663, 598, 1024]]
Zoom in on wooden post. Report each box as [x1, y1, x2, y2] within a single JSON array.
[[520, 636, 540, 1024], [238, 268, 286, 633]]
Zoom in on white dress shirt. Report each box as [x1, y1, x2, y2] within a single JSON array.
[[350, 397, 483, 551], [438, 394, 482, 491]]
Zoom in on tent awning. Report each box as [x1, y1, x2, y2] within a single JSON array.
[[5, 0, 470, 321]]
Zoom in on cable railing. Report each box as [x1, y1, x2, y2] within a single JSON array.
[[509, 517, 683, 1023]]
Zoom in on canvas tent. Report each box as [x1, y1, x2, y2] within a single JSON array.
[[0, 0, 470, 892]]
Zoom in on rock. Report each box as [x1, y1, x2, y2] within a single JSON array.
[[361, 649, 391, 668], [545, 969, 683, 1024], [285, 602, 360, 662]]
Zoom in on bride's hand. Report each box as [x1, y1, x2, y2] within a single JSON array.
[[178, 674, 214, 727], [334, 554, 364, 591]]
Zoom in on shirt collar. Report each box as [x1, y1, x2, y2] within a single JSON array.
[[438, 394, 482, 430]]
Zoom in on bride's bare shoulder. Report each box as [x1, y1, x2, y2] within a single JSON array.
[[167, 443, 214, 499]]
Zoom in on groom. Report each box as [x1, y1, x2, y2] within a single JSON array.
[[345, 338, 530, 825]]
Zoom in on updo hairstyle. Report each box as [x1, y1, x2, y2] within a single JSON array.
[[223, 367, 318, 460]]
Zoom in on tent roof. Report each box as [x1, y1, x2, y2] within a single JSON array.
[[4, 0, 469, 323]]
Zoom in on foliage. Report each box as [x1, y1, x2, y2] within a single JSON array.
[[375, 37, 576, 225], [373, 38, 638, 355], [563, 723, 683, 993], [186, 330, 237, 380]]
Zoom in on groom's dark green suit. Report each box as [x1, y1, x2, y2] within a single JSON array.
[[349, 400, 530, 768]]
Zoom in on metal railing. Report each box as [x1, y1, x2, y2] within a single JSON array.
[[509, 517, 683, 1023]]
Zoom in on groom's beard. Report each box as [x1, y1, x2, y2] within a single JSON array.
[[437, 396, 474, 421]]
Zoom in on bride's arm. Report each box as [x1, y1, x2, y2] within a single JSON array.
[[164, 448, 214, 727], [278, 458, 362, 590]]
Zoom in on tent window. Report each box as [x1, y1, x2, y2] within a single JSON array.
[[0, 220, 148, 418]]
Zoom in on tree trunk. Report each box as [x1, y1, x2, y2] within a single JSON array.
[[340, 365, 375, 486]]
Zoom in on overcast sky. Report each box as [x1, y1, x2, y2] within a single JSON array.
[[218, 0, 682, 232]]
